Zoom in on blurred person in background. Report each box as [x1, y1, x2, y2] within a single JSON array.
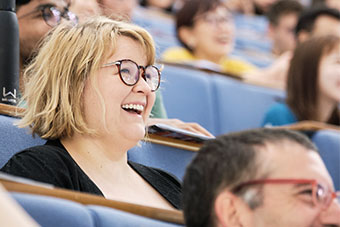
[[262, 35, 340, 127], [246, 5, 340, 89], [16, 0, 78, 89], [97, 0, 138, 20], [295, 6, 340, 43], [70, 0, 102, 21], [162, 0, 256, 76], [163, 0, 296, 89], [266, 0, 304, 57]]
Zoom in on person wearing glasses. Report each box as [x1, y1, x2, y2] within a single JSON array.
[[16, 0, 78, 90], [182, 128, 340, 226], [15, 0, 214, 138], [162, 0, 309, 89], [1, 17, 181, 210], [162, 0, 256, 77]]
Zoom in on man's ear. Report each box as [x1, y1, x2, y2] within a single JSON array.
[[214, 189, 253, 227], [178, 27, 196, 49]]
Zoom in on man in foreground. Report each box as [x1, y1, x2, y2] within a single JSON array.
[[183, 128, 340, 227]]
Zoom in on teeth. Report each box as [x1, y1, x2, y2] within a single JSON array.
[[122, 104, 144, 112]]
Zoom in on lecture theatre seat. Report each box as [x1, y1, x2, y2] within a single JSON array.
[[161, 65, 217, 135], [312, 130, 340, 191], [0, 114, 45, 168], [88, 205, 183, 227], [128, 141, 196, 180], [159, 64, 285, 136], [12, 193, 94, 227], [12, 193, 183, 227], [212, 74, 285, 135]]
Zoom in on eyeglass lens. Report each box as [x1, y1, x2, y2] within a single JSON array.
[[144, 66, 160, 91], [119, 61, 139, 85], [202, 14, 232, 26], [42, 6, 78, 27], [314, 184, 340, 210], [119, 60, 160, 91], [43, 7, 60, 27]]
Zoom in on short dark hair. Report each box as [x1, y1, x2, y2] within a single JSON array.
[[175, 0, 225, 52], [182, 128, 317, 227], [267, 0, 304, 25], [286, 35, 340, 124], [16, 0, 30, 10], [311, 0, 327, 8], [139, 0, 174, 13], [295, 6, 340, 35]]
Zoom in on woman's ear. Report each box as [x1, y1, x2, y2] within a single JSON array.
[[214, 189, 254, 227], [178, 27, 196, 49]]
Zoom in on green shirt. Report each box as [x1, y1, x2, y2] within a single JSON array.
[[151, 90, 167, 118]]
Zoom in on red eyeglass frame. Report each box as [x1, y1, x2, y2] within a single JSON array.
[[232, 179, 339, 210]]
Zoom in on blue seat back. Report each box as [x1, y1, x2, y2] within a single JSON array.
[[312, 130, 340, 190], [212, 75, 285, 135], [12, 192, 183, 227], [0, 114, 45, 168], [161, 65, 217, 135], [128, 141, 196, 181], [12, 193, 94, 227], [88, 205, 183, 227]]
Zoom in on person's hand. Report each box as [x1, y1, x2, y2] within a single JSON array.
[[147, 118, 214, 138], [243, 51, 293, 90], [267, 51, 292, 83], [0, 184, 39, 227]]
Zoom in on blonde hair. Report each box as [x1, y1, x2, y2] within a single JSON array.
[[18, 16, 156, 139]]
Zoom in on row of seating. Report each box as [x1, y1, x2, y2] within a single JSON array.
[[1, 112, 339, 190], [160, 64, 285, 136], [131, 129, 340, 190], [12, 192, 182, 227]]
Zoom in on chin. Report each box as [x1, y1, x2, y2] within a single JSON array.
[[124, 125, 146, 142]]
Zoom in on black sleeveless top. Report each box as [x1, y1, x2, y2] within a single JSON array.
[[1, 140, 182, 209]]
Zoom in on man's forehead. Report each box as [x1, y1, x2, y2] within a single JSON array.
[[260, 141, 333, 188]]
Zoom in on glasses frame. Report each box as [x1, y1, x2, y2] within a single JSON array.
[[193, 9, 233, 27], [102, 59, 161, 92], [17, 4, 78, 27], [232, 178, 340, 211]]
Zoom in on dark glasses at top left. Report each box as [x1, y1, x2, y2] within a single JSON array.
[[18, 4, 78, 27]]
